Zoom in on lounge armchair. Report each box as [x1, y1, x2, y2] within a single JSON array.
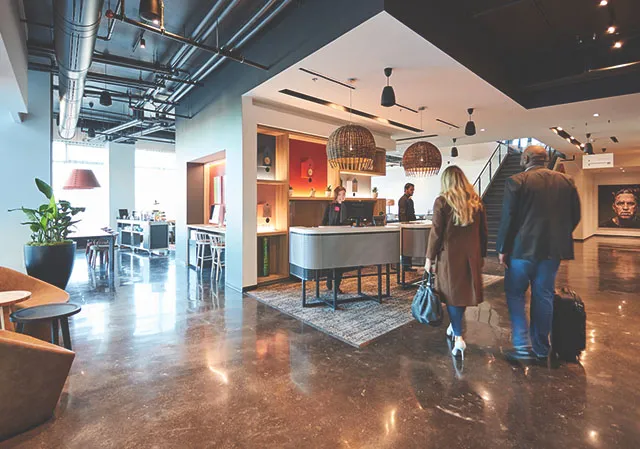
[[0, 330, 75, 440], [0, 267, 69, 339]]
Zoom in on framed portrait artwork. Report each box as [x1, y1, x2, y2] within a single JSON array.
[[598, 184, 640, 229]]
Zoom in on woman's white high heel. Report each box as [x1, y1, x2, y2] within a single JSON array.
[[452, 337, 466, 360], [446, 323, 454, 339]]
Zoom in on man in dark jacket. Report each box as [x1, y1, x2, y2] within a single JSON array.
[[398, 183, 417, 271], [497, 146, 581, 363]]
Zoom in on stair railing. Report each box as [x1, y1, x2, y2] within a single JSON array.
[[473, 141, 513, 198]]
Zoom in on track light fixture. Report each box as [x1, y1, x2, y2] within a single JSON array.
[[451, 138, 458, 158], [140, 0, 163, 25], [140, 38, 146, 49], [87, 127, 96, 138], [380, 67, 396, 107], [99, 90, 112, 107], [464, 108, 476, 136]]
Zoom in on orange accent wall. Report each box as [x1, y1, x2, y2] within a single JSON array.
[[288, 139, 328, 194]]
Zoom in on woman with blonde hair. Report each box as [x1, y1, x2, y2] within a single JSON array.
[[425, 165, 488, 359]]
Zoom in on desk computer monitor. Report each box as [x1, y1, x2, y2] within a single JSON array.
[[118, 209, 128, 219], [345, 201, 374, 226]]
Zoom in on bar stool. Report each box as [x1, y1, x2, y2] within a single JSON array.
[[210, 234, 225, 282], [195, 232, 213, 273], [88, 239, 111, 268]]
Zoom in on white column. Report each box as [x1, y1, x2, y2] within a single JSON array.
[[108, 142, 136, 229], [0, 71, 52, 271]]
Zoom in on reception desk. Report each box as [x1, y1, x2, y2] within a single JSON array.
[[289, 226, 400, 309], [116, 219, 169, 255]]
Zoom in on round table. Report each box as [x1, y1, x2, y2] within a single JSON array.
[[0, 290, 31, 330], [10, 303, 81, 350]]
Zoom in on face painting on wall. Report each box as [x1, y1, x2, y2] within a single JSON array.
[[598, 184, 640, 229]]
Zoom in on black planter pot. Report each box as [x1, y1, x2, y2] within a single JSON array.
[[24, 242, 76, 290]]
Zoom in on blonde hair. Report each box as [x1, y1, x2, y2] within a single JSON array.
[[440, 165, 482, 226]]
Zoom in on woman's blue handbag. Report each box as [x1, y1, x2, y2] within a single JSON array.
[[411, 272, 443, 326]]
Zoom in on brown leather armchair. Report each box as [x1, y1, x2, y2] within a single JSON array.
[[0, 267, 69, 338], [0, 330, 75, 441]]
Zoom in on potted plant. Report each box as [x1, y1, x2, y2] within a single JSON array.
[[10, 178, 85, 289], [372, 187, 379, 199], [325, 185, 332, 198]]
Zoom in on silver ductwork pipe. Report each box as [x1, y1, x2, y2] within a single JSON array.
[[54, 0, 104, 139]]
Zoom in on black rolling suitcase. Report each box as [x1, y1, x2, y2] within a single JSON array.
[[551, 288, 586, 362]]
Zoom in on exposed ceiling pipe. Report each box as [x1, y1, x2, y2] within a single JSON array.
[[112, 123, 174, 143], [88, 119, 144, 142], [29, 43, 176, 75], [54, 0, 105, 139], [105, 8, 269, 71], [166, 0, 291, 108], [133, 0, 232, 110], [96, 0, 121, 40]]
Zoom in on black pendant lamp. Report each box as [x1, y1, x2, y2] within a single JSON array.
[[451, 138, 458, 158], [100, 90, 112, 107], [465, 108, 476, 136], [140, 0, 163, 25], [87, 127, 96, 138], [380, 67, 396, 107], [584, 133, 594, 154]]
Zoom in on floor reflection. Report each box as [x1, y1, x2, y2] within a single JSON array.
[[6, 239, 640, 448]]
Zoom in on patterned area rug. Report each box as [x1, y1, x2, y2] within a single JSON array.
[[247, 274, 503, 348]]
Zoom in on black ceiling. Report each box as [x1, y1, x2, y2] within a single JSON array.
[[385, 0, 640, 108]]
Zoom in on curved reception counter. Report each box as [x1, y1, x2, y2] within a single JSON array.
[[391, 221, 432, 286], [289, 226, 400, 310]]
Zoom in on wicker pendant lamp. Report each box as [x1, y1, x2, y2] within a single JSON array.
[[327, 124, 376, 171], [326, 79, 376, 171], [402, 141, 442, 177]]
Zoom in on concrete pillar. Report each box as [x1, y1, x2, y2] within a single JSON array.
[[0, 71, 52, 271], [108, 142, 136, 229]]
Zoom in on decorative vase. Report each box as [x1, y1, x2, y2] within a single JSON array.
[[309, 189, 316, 198], [373, 192, 378, 199], [289, 189, 293, 197], [325, 191, 331, 198], [24, 241, 77, 289]]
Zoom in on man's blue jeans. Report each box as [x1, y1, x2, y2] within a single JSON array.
[[504, 258, 561, 357]]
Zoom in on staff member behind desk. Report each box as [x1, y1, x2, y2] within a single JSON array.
[[322, 186, 348, 293], [398, 182, 417, 272]]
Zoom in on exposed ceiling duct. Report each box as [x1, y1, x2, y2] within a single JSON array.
[[54, 0, 104, 139]]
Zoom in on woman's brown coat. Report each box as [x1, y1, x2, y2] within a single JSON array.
[[426, 196, 488, 307]]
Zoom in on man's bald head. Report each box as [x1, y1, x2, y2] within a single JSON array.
[[521, 145, 547, 169]]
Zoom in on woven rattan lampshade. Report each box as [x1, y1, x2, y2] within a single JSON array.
[[326, 124, 376, 171], [402, 141, 442, 177]]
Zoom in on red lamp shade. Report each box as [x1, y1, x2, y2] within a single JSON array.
[[63, 169, 101, 189]]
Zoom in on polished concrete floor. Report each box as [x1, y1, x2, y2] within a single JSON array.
[[3, 238, 640, 448]]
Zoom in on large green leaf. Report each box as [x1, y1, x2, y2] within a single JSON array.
[[35, 178, 53, 199]]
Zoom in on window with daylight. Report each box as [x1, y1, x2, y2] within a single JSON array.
[[52, 141, 110, 233], [135, 149, 177, 220]]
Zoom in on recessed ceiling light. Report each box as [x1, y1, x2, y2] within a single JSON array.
[[593, 113, 599, 117], [607, 26, 617, 34], [613, 41, 623, 49], [557, 127, 563, 131], [566, 138, 572, 142], [599, 0, 608, 5], [480, 128, 486, 132]]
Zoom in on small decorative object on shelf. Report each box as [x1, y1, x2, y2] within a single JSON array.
[[386, 198, 395, 215], [289, 185, 293, 197], [262, 237, 269, 277], [309, 187, 316, 198], [352, 177, 358, 197], [325, 185, 332, 197], [372, 187, 379, 199]]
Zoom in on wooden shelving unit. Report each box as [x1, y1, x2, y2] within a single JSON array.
[[255, 127, 388, 286]]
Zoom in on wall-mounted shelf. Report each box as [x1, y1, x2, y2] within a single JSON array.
[[339, 169, 385, 177], [257, 179, 287, 186], [257, 230, 288, 236]]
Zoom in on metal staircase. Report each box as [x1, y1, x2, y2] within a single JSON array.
[[472, 142, 522, 255]]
